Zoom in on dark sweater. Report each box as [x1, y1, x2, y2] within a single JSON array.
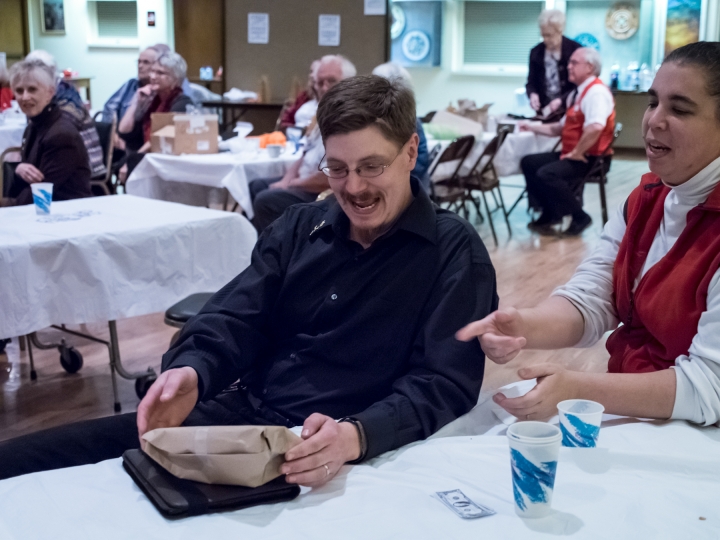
[[119, 90, 194, 152], [15, 102, 91, 205], [526, 36, 582, 109]]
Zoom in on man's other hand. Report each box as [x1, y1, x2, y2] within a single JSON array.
[[136, 366, 199, 440], [282, 413, 360, 487]]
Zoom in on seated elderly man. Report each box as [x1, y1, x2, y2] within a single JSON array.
[[1, 59, 90, 206], [249, 54, 356, 232], [520, 47, 615, 236], [0, 75, 497, 485], [101, 46, 159, 125]]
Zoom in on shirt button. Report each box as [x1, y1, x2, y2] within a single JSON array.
[[331, 293, 338, 300], [290, 353, 297, 359], [262, 389, 268, 395]]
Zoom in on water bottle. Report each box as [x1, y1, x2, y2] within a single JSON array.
[[610, 63, 620, 90], [640, 63, 652, 92]]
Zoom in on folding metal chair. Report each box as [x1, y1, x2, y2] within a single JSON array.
[[460, 127, 513, 246], [428, 135, 475, 217], [90, 114, 117, 196]]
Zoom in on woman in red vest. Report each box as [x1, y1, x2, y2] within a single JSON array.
[[458, 41, 720, 426]]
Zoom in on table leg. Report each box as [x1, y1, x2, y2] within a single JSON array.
[[25, 335, 37, 380]]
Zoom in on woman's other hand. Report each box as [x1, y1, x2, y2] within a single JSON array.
[[15, 163, 45, 184], [456, 308, 528, 364], [529, 92, 541, 112]]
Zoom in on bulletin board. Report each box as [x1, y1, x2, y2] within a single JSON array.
[[224, 0, 389, 103]]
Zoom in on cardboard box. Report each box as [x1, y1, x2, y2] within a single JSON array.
[[150, 113, 219, 155]]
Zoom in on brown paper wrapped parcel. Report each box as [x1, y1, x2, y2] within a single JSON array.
[[141, 426, 302, 487]]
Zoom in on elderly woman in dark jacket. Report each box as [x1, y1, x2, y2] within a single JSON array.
[[117, 52, 192, 183], [526, 9, 581, 116], [3, 59, 90, 205]]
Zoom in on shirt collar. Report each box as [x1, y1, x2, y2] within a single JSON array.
[[667, 154, 720, 209], [575, 76, 599, 95], [310, 176, 438, 245]]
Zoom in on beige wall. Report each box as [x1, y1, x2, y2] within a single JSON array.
[[224, 0, 387, 102]]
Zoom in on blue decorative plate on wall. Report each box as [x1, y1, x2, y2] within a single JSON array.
[[574, 32, 601, 51], [402, 30, 431, 62]]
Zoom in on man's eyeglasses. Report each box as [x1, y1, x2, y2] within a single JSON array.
[[318, 145, 405, 179]]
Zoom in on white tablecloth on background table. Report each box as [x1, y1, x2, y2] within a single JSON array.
[[126, 149, 298, 219], [427, 130, 560, 179], [0, 117, 26, 156], [0, 195, 257, 339], [0, 392, 717, 539]]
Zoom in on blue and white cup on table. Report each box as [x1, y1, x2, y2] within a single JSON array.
[[557, 399, 604, 448], [30, 182, 53, 215], [507, 421, 562, 518]]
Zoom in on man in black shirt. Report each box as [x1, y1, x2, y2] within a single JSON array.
[[0, 76, 497, 485]]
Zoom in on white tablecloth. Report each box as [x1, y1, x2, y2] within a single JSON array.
[[427, 130, 559, 179], [0, 195, 257, 339], [126, 149, 298, 219], [0, 117, 26, 156], [0, 394, 717, 539]]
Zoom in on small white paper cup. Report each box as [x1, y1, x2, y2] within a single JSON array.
[[267, 144, 283, 158], [557, 399, 604, 448], [30, 182, 53, 215], [507, 421, 562, 518]]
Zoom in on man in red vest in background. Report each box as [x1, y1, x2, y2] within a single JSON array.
[[519, 47, 616, 237]]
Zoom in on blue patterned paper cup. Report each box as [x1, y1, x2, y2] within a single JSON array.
[[507, 421, 562, 518], [30, 182, 53, 215], [557, 399, 604, 448]]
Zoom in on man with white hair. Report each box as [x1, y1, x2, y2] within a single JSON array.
[[519, 47, 615, 237], [101, 46, 160, 124], [249, 55, 356, 232]]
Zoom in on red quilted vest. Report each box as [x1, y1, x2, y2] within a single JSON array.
[[607, 173, 720, 373]]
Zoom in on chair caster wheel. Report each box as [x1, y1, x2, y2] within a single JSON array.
[[135, 374, 157, 399], [59, 345, 83, 374]]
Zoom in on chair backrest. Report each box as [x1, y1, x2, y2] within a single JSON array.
[[465, 126, 513, 179], [93, 113, 116, 182], [420, 110, 436, 123], [1, 146, 22, 199], [428, 135, 475, 184], [427, 142, 442, 165]]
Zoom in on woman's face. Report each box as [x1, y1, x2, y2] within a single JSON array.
[[540, 25, 562, 50], [643, 62, 720, 186], [12, 74, 55, 118], [149, 63, 177, 94]]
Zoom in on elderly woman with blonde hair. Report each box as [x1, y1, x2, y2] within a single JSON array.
[[2, 59, 91, 205], [526, 9, 581, 116]]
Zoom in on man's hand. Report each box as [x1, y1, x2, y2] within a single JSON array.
[[15, 163, 44, 184], [494, 363, 579, 420], [547, 98, 562, 113], [269, 177, 292, 190], [456, 308, 527, 364], [529, 93, 541, 112], [136, 366, 199, 439], [517, 121, 533, 133], [560, 150, 588, 162], [281, 413, 360, 487]]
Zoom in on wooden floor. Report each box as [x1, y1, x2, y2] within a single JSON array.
[[0, 150, 649, 442]]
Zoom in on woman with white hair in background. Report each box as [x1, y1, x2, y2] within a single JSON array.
[[1, 59, 90, 206], [117, 52, 193, 183], [526, 9, 581, 117], [372, 62, 430, 192]]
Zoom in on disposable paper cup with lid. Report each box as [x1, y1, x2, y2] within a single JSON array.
[[507, 421, 562, 518], [557, 399, 604, 448], [30, 182, 53, 215]]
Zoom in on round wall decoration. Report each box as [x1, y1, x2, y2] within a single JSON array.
[[605, 3, 640, 40], [402, 30, 431, 62], [391, 4, 406, 40]]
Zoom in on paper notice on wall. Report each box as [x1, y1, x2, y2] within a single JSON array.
[[364, 0, 386, 15], [318, 15, 341, 46], [248, 13, 269, 44]]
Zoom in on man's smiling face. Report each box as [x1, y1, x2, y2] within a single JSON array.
[[323, 125, 418, 248]]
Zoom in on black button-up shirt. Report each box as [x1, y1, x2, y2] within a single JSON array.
[[164, 180, 498, 459]]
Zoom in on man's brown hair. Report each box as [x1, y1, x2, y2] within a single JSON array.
[[316, 75, 416, 148]]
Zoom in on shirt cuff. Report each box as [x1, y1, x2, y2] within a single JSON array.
[[550, 290, 598, 348], [353, 404, 397, 461], [670, 364, 699, 423]]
